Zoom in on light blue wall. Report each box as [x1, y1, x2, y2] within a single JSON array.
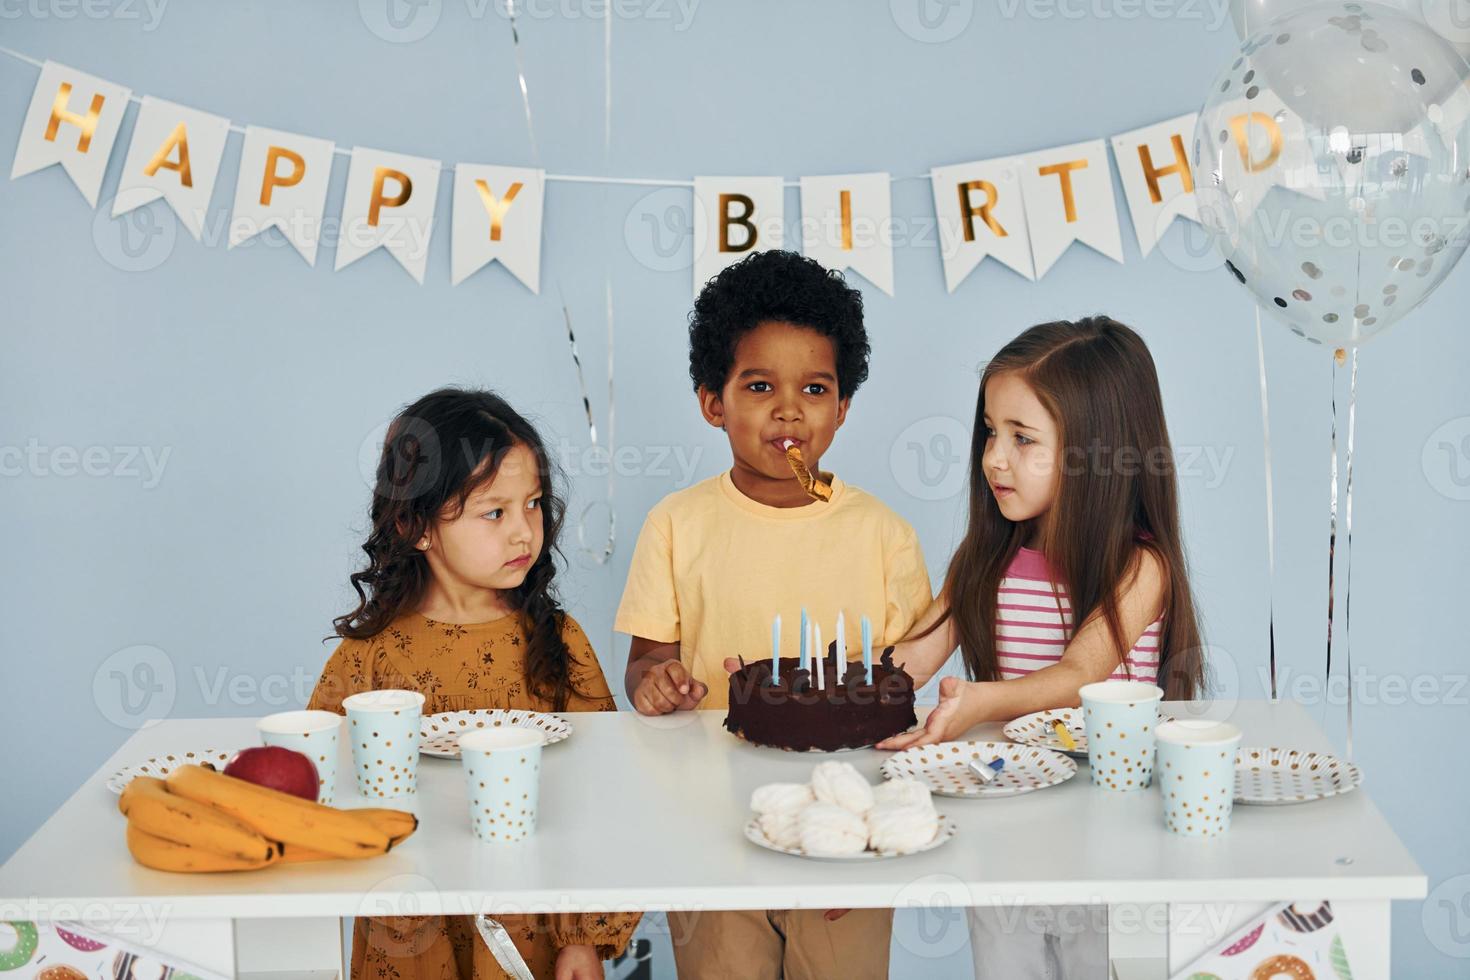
[[2, 2, 1467, 975]]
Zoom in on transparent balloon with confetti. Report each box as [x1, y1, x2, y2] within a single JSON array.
[[1194, 1, 1470, 348]]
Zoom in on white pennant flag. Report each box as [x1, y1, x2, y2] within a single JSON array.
[[335, 146, 441, 284], [693, 176, 784, 294], [229, 125, 335, 265], [930, 155, 1035, 289], [451, 163, 545, 291], [799, 172, 894, 295], [10, 61, 131, 207], [1111, 113, 1201, 258], [111, 97, 231, 241], [1020, 139, 1124, 277]]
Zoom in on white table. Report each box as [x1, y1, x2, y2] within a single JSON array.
[[0, 701, 1424, 978]]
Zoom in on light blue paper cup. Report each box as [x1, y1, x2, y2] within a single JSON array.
[[460, 727, 545, 843], [343, 689, 426, 800], [257, 709, 342, 803], [1080, 680, 1164, 791], [1156, 719, 1242, 838]]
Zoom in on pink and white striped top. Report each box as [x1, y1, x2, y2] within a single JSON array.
[[994, 546, 1162, 683]]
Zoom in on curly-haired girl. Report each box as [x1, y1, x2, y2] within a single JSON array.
[[310, 387, 639, 980]]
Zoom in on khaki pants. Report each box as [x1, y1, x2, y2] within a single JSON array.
[[667, 908, 892, 979]]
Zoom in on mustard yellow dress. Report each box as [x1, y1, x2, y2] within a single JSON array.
[[309, 611, 641, 980]]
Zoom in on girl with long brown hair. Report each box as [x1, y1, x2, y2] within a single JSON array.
[[880, 315, 1205, 746], [877, 316, 1206, 979], [309, 387, 639, 980]]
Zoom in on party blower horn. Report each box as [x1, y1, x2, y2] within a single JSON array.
[[781, 439, 832, 502]]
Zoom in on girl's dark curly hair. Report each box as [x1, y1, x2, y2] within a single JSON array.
[[333, 387, 591, 710], [688, 250, 871, 399]]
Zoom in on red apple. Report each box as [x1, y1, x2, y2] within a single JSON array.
[[224, 746, 320, 801]]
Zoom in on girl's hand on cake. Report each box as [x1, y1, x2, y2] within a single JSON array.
[[554, 943, 603, 980], [632, 659, 707, 715], [876, 676, 976, 750]]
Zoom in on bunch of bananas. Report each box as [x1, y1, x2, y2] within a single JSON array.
[[119, 765, 417, 873]]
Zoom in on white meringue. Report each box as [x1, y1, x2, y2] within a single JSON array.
[[866, 802, 940, 854], [810, 760, 876, 815], [798, 802, 869, 856], [873, 778, 934, 812], [759, 808, 806, 850], [750, 782, 815, 816]]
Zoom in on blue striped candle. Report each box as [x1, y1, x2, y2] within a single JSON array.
[[770, 614, 781, 685], [861, 615, 872, 684], [814, 622, 824, 690], [799, 607, 809, 672], [836, 612, 846, 682]]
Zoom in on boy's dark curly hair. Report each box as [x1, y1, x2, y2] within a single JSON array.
[[688, 250, 870, 399]]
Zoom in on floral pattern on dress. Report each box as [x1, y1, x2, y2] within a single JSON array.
[[310, 611, 637, 980]]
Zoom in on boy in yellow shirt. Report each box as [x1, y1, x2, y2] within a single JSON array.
[[615, 249, 932, 979]]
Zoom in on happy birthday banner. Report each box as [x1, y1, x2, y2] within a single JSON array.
[[10, 57, 1208, 296]]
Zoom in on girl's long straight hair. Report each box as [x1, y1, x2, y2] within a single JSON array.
[[333, 387, 589, 710], [939, 317, 1205, 700]]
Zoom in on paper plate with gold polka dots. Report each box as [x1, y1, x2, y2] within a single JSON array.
[[419, 709, 572, 759], [105, 749, 237, 794], [1004, 707, 1176, 758], [1233, 746, 1363, 805], [880, 741, 1078, 798]]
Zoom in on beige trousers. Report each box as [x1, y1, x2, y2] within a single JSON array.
[[667, 908, 892, 979]]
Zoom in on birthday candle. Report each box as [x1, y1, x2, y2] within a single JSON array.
[[771, 614, 781, 685], [836, 611, 846, 683], [814, 622, 824, 690], [861, 615, 873, 685], [799, 607, 809, 673]]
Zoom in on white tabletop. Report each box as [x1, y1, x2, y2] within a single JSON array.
[[0, 700, 1425, 920]]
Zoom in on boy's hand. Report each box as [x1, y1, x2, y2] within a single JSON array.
[[633, 659, 707, 715]]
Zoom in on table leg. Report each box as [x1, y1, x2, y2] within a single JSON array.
[[1107, 902, 1168, 979], [234, 917, 346, 980]]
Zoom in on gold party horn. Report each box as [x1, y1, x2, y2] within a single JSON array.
[[783, 441, 832, 502]]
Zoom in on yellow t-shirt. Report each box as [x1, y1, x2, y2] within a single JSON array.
[[614, 471, 934, 710]]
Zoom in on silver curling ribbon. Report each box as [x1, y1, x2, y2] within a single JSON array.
[[475, 914, 536, 980]]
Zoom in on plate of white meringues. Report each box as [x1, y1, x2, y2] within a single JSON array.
[[743, 760, 956, 861]]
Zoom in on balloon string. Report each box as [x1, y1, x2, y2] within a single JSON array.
[[588, 5, 616, 566], [503, 2, 538, 163], [570, 6, 616, 565], [557, 296, 598, 446], [1343, 348, 1358, 762], [501, 0, 615, 564], [1324, 354, 1339, 729], [590, 276, 615, 566], [1339, 178, 1364, 755], [1245, 0, 1279, 702], [558, 291, 614, 564], [1254, 307, 1278, 700]]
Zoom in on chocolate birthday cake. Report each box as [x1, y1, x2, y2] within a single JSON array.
[[724, 646, 917, 752]]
